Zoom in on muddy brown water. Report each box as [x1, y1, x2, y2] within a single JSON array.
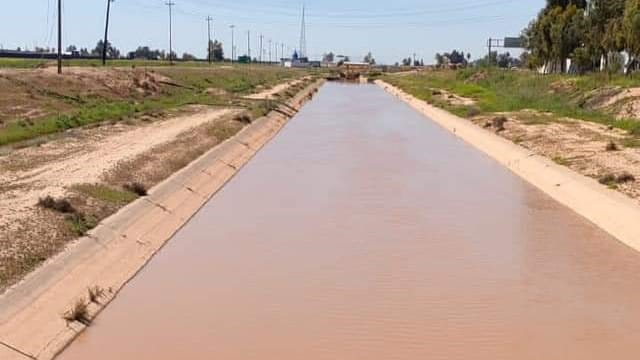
[[59, 83, 640, 360]]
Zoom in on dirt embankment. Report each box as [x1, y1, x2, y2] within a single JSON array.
[[470, 111, 640, 200], [0, 67, 167, 126], [0, 69, 315, 295]]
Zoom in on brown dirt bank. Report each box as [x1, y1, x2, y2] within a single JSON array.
[[0, 78, 324, 360], [0, 73, 316, 295]]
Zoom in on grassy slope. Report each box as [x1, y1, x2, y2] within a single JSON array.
[[0, 64, 313, 146], [382, 68, 640, 134], [0, 58, 216, 69]]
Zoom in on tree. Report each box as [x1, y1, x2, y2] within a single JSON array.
[[182, 52, 197, 61], [587, 0, 625, 70], [128, 46, 163, 60], [363, 52, 376, 65], [208, 40, 224, 61], [525, 4, 586, 72], [322, 52, 335, 63], [624, 0, 640, 70], [92, 40, 120, 58], [66, 45, 77, 53], [401, 57, 412, 66]]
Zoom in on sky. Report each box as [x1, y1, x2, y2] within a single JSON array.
[[0, 0, 545, 64]]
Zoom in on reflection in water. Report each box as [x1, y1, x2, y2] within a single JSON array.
[[60, 83, 640, 360]]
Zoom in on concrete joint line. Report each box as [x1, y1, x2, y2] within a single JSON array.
[[0, 341, 36, 360], [216, 159, 237, 170], [143, 198, 172, 214], [232, 139, 258, 152]]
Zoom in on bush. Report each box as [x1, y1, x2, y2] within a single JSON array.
[[598, 173, 617, 185], [88, 286, 106, 304], [599, 172, 635, 185], [124, 182, 148, 196], [605, 141, 619, 151], [492, 116, 508, 131], [234, 113, 252, 124], [63, 299, 91, 325], [37, 196, 76, 213], [617, 172, 636, 183], [65, 213, 98, 236]]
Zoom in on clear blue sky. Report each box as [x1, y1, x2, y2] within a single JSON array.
[[0, 0, 545, 64]]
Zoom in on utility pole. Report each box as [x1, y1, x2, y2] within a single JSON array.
[[268, 39, 272, 63], [488, 38, 492, 66], [102, 0, 114, 66], [206, 16, 213, 64], [275, 42, 278, 63], [166, 1, 175, 65], [230, 25, 235, 63], [259, 34, 263, 63], [247, 30, 251, 61], [57, 0, 62, 74], [282, 43, 285, 60]]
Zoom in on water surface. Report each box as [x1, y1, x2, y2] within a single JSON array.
[[60, 83, 640, 360]]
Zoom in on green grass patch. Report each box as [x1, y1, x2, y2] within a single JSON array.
[[72, 184, 138, 206], [383, 68, 640, 134], [552, 156, 570, 166], [65, 213, 98, 236]]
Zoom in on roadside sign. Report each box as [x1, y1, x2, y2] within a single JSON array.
[[504, 37, 524, 48]]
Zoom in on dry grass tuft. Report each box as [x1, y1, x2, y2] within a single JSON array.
[[124, 182, 148, 196], [492, 116, 508, 132], [88, 285, 106, 304], [63, 299, 91, 325], [605, 141, 619, 152]]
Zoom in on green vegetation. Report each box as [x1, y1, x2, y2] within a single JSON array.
[[552, 156, 571, 166], [522, 0, 640, 74], [0, 64, 311, 146], [66, 213, 98, 236], [383, 68, 640, 134], [73, 184, 139, 206]]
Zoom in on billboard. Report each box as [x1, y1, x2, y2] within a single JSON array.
[[504, 37, 524, 48]]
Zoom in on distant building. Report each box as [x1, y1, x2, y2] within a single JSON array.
[[281, 50, 319, 68]]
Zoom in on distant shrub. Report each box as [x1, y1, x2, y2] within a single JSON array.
[[617, 172, 636, 183], [492, 116, 508, 131], [124, 182, 148, 196], [38, 196, 75, 213], [605, 141, 619, 152]]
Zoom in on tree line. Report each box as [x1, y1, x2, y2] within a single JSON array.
[[524, 0, 640, 73], [58, 40, 226, 62]]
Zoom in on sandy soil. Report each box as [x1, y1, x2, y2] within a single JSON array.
[[0, 107, 233, 231], [244, 78, 307, 100], [470, 112, 640, 201]]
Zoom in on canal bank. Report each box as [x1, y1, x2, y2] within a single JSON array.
[[58, 83, 640, 359], [377, 79, 640, 254], [0, 79, 324, 360]]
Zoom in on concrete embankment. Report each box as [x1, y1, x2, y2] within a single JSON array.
[[0, 79, 324, 360], [376, 79, 640, 253]]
